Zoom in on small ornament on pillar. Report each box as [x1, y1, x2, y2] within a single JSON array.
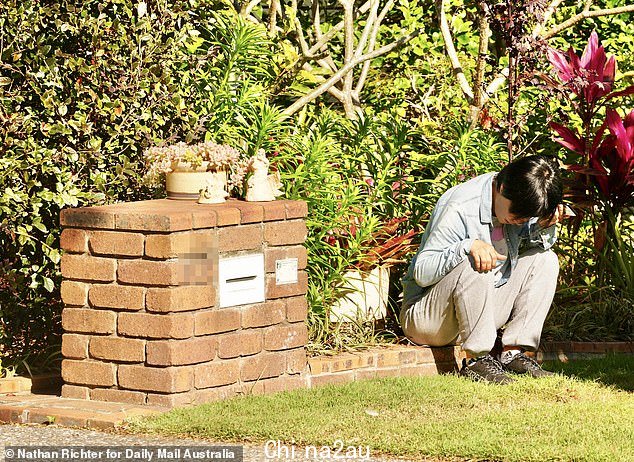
[[197, 173, 229, 204], [245, 150, 284, 202]]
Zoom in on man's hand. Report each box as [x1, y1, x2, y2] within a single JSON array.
[[469, 239, 507, 272], [538, 204, 573, 228]]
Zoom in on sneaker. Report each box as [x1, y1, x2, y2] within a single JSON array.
[[502, 352, 554, 378], [460, 355, 515, 384]]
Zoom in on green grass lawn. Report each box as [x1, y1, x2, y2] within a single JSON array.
[[128, 355, 634, 462], [545, 354, 633, 392]]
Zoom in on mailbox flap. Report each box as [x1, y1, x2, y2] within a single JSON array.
[[218, 253, 265, 308]]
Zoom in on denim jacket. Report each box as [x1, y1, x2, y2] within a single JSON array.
[[402, 172, 557, 308]]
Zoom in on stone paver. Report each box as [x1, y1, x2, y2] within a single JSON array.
[[0, 394, 162, 429]]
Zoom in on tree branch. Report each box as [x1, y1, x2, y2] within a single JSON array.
[[327, 84, 346, 101], [356, 0, 380, 59], [532, 0, 565, 36], [268, 0, 281, 32], [312, 0, 324, 43], [241, 0, 261, 17], [437, 0, 474, 101], [356, 0, 395, 94], [483, 68, 509, 102], [309, 22, 345, 55], [278, 5, 343, 88], [283, 28, 423, 116], [542, 5, 634, 40], [310, 0, 339, 73], [294, 17, 312, 56], [470, 0, 490, 124], [341, 0, 356, 117]]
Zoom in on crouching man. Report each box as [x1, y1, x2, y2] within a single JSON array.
[[400, 155, 565, 384]]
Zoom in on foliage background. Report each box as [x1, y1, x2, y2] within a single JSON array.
[[1, 0, 632, 372]]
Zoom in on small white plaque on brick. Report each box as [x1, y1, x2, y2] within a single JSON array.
[[276, 258, 298, 285]]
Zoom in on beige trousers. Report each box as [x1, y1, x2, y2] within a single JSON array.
[[399, 248, 559, 357]]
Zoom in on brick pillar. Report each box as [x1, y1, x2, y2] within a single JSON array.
[[59, 198, 309, 407]]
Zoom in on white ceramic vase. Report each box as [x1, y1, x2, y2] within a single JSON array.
[[329, 266, 390, 322]]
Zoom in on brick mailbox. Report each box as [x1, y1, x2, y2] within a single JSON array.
[[59, 198, 309, 407]]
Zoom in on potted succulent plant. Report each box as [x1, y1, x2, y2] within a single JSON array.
[[143, 141, 249, 201]]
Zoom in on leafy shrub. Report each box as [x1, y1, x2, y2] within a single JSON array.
[[0, 0, 278, 370], [274, 108, 425, 351], [546, 223, 634, 342], [275, 107, 509, 352]]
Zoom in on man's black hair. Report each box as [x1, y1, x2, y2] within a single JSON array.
[[495, 155, 563, 219]]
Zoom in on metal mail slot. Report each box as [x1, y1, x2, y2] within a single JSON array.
[[218, 253, 265, 308]]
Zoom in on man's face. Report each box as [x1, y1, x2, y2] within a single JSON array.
[[494, 189, 530, 225]]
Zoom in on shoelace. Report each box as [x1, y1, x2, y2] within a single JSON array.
[[479, 355, 506, 374], [513, 353, 542, 371]]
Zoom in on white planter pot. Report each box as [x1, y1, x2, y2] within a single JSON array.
[[330, 266, 390, 322], [165, 169, 227, 201]]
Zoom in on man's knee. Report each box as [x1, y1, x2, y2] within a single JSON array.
[[532, 249, 559, 276]]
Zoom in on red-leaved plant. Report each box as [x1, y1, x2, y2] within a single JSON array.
[[545, 31, 634, 245]]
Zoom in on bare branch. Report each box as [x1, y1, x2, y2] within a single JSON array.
[[294, 17, 312, 56], [292, 4, 333, 74], [341, 0, 356, 117], [342, 0, 355, 67], [308, 22, 345, 56], [280, 4, 344, 85], [356, 0, 380, 58], [306, 0, 375, 72], [312, 1, 323, 40], [437, 0, 474, 101], [483, 68, 509, 103], [283, 28, 423, 116], [542, 5, 634, 39], [469, 1, 490, 126], [242, 0, 261, 17], [269, 0, 281, 32], [273, 0, 373, 67], [356, 0, 395, 93], [301, 60, 347, 101], [327, 85, 346, 101], [311, 1, 339, 73], [376, 0, 396, 32]]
